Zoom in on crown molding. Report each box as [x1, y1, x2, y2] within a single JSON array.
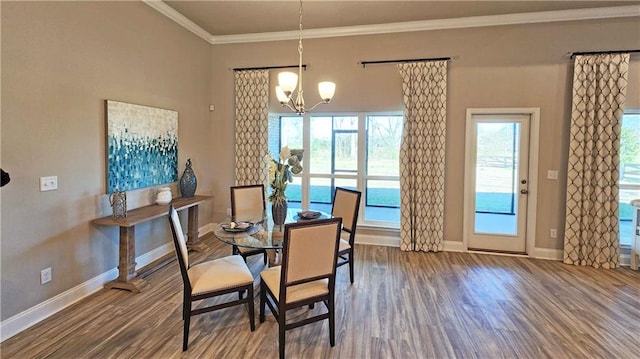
[[145, 2, 640, 45], [143, 0, 214, 43]]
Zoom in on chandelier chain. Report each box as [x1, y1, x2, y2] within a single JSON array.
[[298, 0, 303, 53], [296, 0, 304, 109], [276, 0, 335, 115]]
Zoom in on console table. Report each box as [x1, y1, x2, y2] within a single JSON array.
[[92, 195, 212, 292]]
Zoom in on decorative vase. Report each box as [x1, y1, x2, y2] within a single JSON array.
[[180, 158, 197, 197], [272, 200, 288, 225], [110, 189, 127, 219]]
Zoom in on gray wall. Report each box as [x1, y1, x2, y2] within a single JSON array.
[[1, 2, 213, 320], [208, 18, 640, 246], [1, 1, 639, 324]]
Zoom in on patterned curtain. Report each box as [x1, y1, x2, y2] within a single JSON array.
[[234, 70, 270, 187], [398, 61, 448, 252], [563, 53, 629, 269]]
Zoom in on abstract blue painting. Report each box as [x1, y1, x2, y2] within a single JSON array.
[[106, 100, 178, 193]]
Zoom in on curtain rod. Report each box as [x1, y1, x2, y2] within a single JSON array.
[[360, 57, 452, 68], [569, 49, 640, 58], [232, 64, 307, 71]]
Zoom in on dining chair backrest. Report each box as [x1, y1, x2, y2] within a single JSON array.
[[168, 205, 190, 287], [281, 218, 342, 291], [331, 187, 361, 240], [231, 184, 266, 222]]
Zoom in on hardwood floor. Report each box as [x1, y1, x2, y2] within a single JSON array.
[[2, 234, 639, 358]]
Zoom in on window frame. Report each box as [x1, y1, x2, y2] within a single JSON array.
[[620, 108, 640, 248], [271, 111, 403, 229]]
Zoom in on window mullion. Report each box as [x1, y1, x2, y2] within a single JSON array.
[[302, 113, 311, 208]]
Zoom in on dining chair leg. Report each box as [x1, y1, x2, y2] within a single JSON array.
[[263, 251, 268, 265], [349, 249, 355, 284], [278, 310, 286, 359], [182, 292, 189, 320], [328, 295, 335, 347], [183, 306, 191, 351], [247, 285, 256, 331], [259, 281, 266, 323]]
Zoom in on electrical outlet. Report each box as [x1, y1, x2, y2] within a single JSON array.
[[547, 170, 558, 180], [550, 228, 557, 239], [41, 267, 52, 284], [40, 176, 58, 191], [226, 208, 232, 216]]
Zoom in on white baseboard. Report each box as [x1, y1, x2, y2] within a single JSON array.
[[355, 233, 400, 247], [0, 231, 189, 342], [532, 247, 563, 260], [444, 240, 465, 252], [355, 234, 466, 253], [0, 267, 119, 342]]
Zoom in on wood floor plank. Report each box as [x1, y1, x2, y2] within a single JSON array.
[[2, 234, 639, 358]]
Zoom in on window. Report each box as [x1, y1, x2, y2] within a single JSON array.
[[620, 110, 640, 247], [270, 113, 403, 227]]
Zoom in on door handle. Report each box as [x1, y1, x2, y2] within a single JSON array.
[[520, 189, 529, 194]]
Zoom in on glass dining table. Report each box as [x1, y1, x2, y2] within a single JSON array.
[[213, 208, 331, 266]]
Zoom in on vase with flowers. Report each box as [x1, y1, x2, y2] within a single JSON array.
[[267, 146, 303, 225]]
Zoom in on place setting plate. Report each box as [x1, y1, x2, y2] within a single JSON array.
[[220, 221, 254, 233], [296, 210, 322, 220]]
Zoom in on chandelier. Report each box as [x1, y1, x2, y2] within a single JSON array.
[[275, 0, 336, 115]]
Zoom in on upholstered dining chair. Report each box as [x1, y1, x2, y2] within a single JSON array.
[[168, 205, 255, 351], [230, 184, 268, 264], [259, 217, 343, 359], [331, 187, 362, 283]]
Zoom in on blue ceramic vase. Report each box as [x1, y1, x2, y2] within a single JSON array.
[[179, 159, 197, 197]]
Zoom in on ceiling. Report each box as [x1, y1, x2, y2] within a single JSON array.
[[163, 1, 638, 37]]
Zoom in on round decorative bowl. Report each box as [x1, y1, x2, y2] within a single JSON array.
[[156, 187, 172, 205]]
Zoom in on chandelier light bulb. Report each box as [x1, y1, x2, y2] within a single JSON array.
[[275, 86, 290, 103], [278, 72, 298, 95], [318, 82, 336, 102]]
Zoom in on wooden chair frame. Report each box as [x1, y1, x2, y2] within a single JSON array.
[[331, 187, 362, 283], [259, 218, 343, 359], [230, 184, 268, 264], [168, 205, 255, 351]]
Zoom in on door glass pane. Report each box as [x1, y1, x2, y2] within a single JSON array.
[[335, 132, 357, 174], [367, 115, 402, 176], [474, 122, 520, 235]]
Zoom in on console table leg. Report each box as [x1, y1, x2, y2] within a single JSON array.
[[186, 204, 207, 252], [104, 226, 148, 292]]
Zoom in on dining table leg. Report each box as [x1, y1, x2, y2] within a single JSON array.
[[186, 204, 207, 252], [266, 249, 281, 267]]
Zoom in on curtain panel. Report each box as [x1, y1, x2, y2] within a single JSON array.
[[398, 61, 448, 252], [234, 70, 270, 187], [563, 53, 630, 269]]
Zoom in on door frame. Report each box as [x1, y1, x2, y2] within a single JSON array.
[[463, 108, 539, 256]]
